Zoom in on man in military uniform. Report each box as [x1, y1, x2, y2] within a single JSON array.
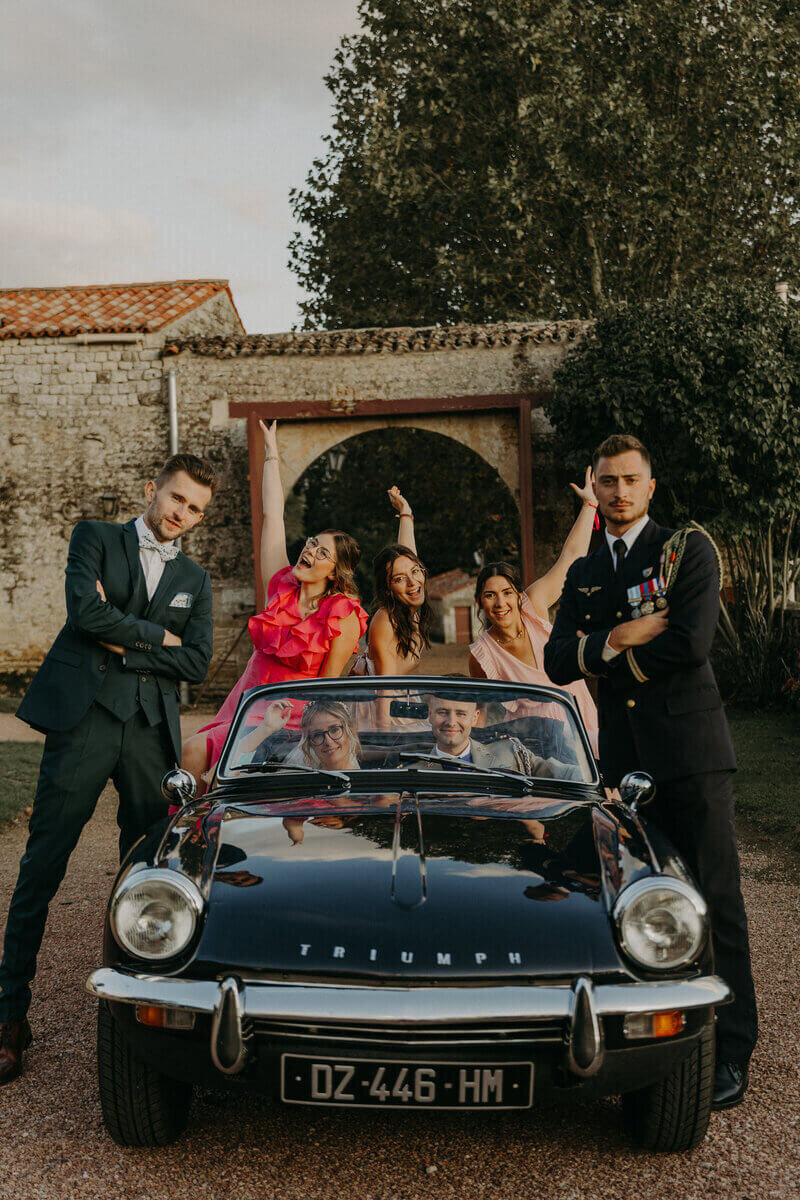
[[0, 454, 216, 1085], [544, 434, 757, 1110]]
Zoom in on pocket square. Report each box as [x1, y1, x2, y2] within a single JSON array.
[[169, 592, 193, 609]]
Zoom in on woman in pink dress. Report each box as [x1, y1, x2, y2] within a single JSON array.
[[468, 468, 599, 755], [181, 419, 367, 787]]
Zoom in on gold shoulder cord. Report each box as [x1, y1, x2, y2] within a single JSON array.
[[662, 521, 724, 595], [627, 523, 724, 687]]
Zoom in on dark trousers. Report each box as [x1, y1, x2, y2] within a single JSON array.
[[647, 771, 758, 1064], [0, 705, 172, 1022]]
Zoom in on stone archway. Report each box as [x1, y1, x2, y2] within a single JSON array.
[[285, 425, 523, 606], [278, 411, 519, 499], [230, 393, 539, 609]]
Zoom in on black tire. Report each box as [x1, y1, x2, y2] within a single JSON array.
[[97, 1001, 193, 1147], [621, 1022, 715, 1152]]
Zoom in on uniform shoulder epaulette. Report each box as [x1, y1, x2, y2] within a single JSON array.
[[661, 522, 724, 594]]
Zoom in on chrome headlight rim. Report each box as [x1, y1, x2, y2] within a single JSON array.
[[110, 868, 204, 962], [614, 876, 708, 971]]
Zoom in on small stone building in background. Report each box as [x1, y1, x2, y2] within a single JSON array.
[[427, 570, 479, 644]]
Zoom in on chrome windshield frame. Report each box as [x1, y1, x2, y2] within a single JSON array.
[[215, 676, 600, 787]]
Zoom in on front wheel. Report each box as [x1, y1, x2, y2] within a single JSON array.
[[621, 1022, 715, 1152], [97, 1002, 193, 1146]]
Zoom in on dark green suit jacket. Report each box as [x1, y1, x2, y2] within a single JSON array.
[[17, 519, 213, 760]]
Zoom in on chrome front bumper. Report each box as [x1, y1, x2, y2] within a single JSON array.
[[87, 968, 730, 1079]]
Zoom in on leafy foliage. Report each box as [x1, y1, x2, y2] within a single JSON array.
[[549, 282, 800, 704], [290, 0, 800, 328], [291, 428, 520, 604]]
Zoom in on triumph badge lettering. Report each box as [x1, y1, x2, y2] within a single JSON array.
[[296, 943, 526, 967], [282, 1055, 533, 1109]]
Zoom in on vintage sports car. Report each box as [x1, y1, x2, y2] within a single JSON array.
[[87, 677, 728, 1152]]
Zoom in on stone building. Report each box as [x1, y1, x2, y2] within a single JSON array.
[[0, 279, 590, 698], [427, 570, 480, 644], [0, 280, 243, 687]]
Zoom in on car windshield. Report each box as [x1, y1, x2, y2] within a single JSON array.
[[216, 678, 597, 787]]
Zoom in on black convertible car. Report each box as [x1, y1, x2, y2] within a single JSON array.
[[87, 677, 728, 1152]]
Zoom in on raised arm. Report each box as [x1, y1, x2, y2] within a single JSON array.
[[526, 466, 597, 618], [387, 486, 416, 554], [259, 419, 290, 594]]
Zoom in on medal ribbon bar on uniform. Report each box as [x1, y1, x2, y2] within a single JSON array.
[[627, 575, 668, 617]]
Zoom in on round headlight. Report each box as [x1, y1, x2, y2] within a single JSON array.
[[111, 869, 203, 961], [614, 877, 707, 970]]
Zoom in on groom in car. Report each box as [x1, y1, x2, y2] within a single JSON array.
[[0, 453, 216, 1085], [417, 688, 581, 780]]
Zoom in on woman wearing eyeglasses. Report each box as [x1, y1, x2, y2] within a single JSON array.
[[182, 420, 367, 790], [299, 701, 361, 771]]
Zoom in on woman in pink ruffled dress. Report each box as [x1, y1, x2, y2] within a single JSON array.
[[181, 419, 367, 787], [468, 468, 599, 756]]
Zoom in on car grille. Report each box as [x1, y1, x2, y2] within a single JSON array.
[[251, 1017, 564, 1048]]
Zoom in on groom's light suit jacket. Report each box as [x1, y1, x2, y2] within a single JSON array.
[[17, 518, 213, 761]]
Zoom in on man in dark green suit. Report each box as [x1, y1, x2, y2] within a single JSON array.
[[0, 454, 217, 1084]]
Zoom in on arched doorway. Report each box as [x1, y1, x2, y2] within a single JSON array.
[[232, 391, 538, 611], [286, 427, 521, 606]]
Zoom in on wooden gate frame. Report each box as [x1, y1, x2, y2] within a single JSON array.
[[228, 391, 549, 611]]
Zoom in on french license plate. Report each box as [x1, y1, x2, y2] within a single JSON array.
[[281, 1054, 533, 1109]]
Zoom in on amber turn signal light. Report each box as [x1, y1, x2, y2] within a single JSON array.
[[623, 1009, 686, 1039], [136, 1005, 167, 1028], [652, 1009, 686, 1038], [135, 1005, 196, 1030]]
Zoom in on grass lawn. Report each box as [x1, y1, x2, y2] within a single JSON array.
[[0, 742, 43, 826], [727, 708, 799, 847], [0, 695, 20, 713]]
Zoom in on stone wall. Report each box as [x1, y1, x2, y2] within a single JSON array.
[[0, 293, 243, 687], [0, 315, 590, 700], [163, 321, 591, 697]]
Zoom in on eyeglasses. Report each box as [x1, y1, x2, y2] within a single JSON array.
[[391, 566, 426, 584], [307, 723, 345, 748], [304, 536, 334, 564]]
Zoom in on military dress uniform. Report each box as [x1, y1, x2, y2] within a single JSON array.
[[0, 517, 213, 1025], [543, 516, 757, 1068]]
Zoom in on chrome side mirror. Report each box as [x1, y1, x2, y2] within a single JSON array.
[[619, 771, 655, 814], [161, 767, 198, 808]]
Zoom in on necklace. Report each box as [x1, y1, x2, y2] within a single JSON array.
[[492, 624, 525, 645]]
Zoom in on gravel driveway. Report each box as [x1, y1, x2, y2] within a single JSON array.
[[0, 787, 798, 1200]]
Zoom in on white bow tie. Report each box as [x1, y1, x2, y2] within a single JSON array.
[[140, 527, 179, 562]]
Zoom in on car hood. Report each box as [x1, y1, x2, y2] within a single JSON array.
[[163, 793, 653, 981]]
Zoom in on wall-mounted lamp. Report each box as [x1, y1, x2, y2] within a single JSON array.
[[327, 446, 346, 473], [100, 494, 120, 519]]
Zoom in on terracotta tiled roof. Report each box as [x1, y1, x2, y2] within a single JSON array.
[[0, 280, 242, 339], [427, 569, 475, 599], [164, 319, 589, 357]]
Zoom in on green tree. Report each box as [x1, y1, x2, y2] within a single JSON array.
[[549, 282, 800, 704], [289, 0, 800, 329]]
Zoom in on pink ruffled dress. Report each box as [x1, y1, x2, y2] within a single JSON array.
[[469, 596, 599, 757], [199, 567, 368, 769]]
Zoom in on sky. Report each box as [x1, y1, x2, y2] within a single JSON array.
[[1, 0, 362, 333]]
